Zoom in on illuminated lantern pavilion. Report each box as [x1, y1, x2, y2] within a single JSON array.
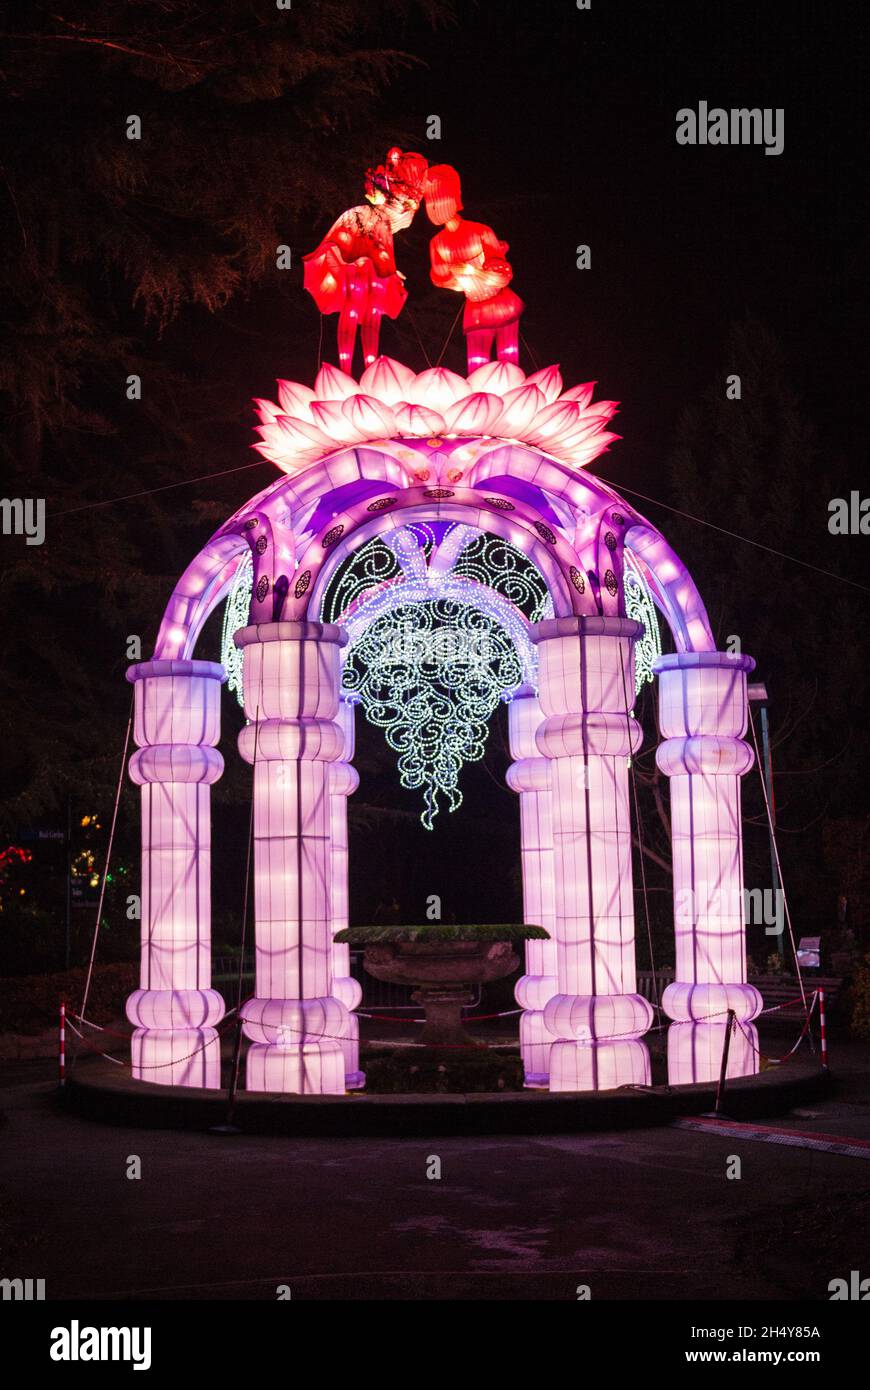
[[124, 160, 761, 1097]]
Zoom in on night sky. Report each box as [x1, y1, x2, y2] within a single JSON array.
[[322, 0, 869, 927], [340, 0, 867, 483], [3, 0, 867, 957]]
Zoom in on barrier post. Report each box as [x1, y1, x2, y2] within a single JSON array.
[[59, 1001, 66, 1088], [209, 1014, 244, 1136], [713, 1009, 736, 1115], [818, 989, 828, 1070]]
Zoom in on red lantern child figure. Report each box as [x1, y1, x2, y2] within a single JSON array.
[[303, 148, 428, 375], [424, 164, 524, 372]]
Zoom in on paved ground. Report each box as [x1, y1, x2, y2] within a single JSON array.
[[2, 1041, 869, 1301]]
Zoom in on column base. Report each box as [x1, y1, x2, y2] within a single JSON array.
[[131, 1027, 221, 1089], [245, 1040, 346, 1094], [519, 1010, 551, 1087], [663, 981, 762, 1024], [338, 1012, 365, 1089], [667, 1020, 758, 1086], [548, 1039, 651, 1092], [544, 992, 654, 1041]]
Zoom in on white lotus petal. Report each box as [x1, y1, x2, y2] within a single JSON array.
[[526, 400, 581, 444], [442, 391, 504, 433], [253, 398, 282, 424], [561, 381, 597, 407], [524, 365, 563, 403], [342, 393, 397, 436], [494, 383, 546, 435], [394, 403, 447, 436], [359, 356, 417, 403], [251, 357, 619, 480], [562, 432, 621, 465], [274, 414, 334, 448], [277, 379, 316, 415], [579, 400, 620, 421], [584, 430, 621, 452], [467, 360, 526, 395], [314, 362, 358, 400], [253, 431, 323, 472], [553, 416, 615, 450], [310, 399, 364, 443], [406, 366, 468, 411]]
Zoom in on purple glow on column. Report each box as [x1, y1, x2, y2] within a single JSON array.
[[534, 617, 654, 1092], [329, 699, 364, 1088], [125, 659, 227, 1088], [506, 686, 557, 1086], [236, 621, 350, 1094], [655, 652, 762, 1084]]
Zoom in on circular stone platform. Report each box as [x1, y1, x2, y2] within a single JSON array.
[[62, 1057, 833, 1138]]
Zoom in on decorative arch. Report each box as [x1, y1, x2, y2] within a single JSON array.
[[624, 522, 715, 653], [302, 487, 580, 623], [128, 356, 758, 1101]]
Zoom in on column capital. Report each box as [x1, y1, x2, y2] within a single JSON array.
[[654, 650, 756, 675], [234, 620, 348, 649], [656, 649, 755, 742], [237, 620, 345, 723], [507, 685, 547, 761], [657, 734, 754, 778], [532, 616, 643, 644], [330, 762, 360, 796], [537, 711, 641, 759], [506, 758, 551, 794], [126, 658, 226, 684], [238, 719, 344, 764], [130, 745, 224, 784], [128, 658, 224, 751], [535, 613, 642, 725]]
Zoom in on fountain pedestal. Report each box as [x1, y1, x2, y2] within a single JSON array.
[[336, 926, 550, 1053]]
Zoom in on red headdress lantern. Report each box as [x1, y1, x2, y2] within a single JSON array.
[[303, 148, 428, 374]]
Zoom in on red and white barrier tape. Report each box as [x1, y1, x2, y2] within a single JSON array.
[[62, 985, 822, 1073]]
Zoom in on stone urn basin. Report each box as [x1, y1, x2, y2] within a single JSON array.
[[334, 924, 549, 1047]]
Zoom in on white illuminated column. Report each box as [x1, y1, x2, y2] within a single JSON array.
[[125, 659, 226, 1088], [534, 617, 653, 1092], [235, 620, 351, 1094], [329, 697, 364, 1088], [655, 652, 761, 1083], [506, 685, 557, 1086]]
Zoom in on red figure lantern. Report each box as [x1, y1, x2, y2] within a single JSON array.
[[303, 148, 428, 376], [424, 164, 525, 372]]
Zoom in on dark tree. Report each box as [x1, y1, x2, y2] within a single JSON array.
[[661, 318, 869, 953], [0, 1, 454, 965]]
